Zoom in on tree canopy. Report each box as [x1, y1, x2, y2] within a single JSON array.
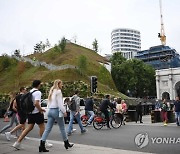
[[111, 52, 156, 98]]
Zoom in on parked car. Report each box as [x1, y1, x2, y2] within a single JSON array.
[[41, 98, 85, 123]]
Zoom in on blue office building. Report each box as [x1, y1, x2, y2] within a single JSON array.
[[135, 45, 180, 70]]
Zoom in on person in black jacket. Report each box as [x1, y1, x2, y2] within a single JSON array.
[[85, 96, 95, 125], [99, 94, 113, 129], [136, 102, 143, 123]]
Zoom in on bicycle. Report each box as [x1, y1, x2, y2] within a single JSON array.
[[81, 110, 98, 127], [93, 109, 122, 130]]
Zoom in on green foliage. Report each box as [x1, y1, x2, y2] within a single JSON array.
[[98, 65, 111, 85], [38, 81, 89, 99], [59, 37, 66, 52], [78, 55, 87, 75], [92, 38, 98, 52], [0, 43, 122, 98], [34, 41, 43, 53], [0, 55, 12, 71], [111, 55, 156, 98], [53, 44, 61, 52], [110, 52, 126, 66]]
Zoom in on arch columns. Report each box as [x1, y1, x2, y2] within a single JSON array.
[[156, 68, 180, 100]]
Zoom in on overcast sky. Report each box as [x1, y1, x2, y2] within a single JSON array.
[[0, 0, 180, 56]]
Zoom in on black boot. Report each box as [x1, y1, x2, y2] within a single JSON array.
[[39, 140, 49, 152], [64, 140, 74, 150]]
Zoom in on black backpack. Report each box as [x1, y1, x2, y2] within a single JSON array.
[[67, 97, 76, 111], [20, 90, 38, 114]]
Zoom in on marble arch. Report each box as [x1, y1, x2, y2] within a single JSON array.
[[156, 68, 180, 100]]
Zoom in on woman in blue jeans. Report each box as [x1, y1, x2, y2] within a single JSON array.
[[39, 80, 73, 152]]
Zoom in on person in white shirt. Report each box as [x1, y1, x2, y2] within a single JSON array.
[[39, 79, 73, 152], [13, 80, 47, 150], [115, 98, 123, 124]]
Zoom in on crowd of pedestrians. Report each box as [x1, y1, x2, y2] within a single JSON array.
[[1, 78, 180, 152]]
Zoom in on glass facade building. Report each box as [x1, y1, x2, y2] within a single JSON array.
[[135, 45, 180, 70]]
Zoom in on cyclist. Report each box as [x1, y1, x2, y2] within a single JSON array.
[[99, 95, 113, 129], [85, 96, 96, 125]]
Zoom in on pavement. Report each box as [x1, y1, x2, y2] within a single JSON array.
[[127, 115, 177, 127], [0, 134, 153, 154], [0, 115, 176, 154]]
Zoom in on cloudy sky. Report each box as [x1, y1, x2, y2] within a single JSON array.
[[0, 0, 180, 56]]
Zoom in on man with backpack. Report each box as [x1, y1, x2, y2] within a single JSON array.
[[12, 80, 52, 149], [67, 90, 87, 136]]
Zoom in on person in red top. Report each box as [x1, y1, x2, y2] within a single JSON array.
[[121, 100, 127, 125]]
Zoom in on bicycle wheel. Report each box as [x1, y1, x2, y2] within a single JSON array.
[[93, 117, 103, 130], [110, 115, 122, 129], [81, 115, 89, 127]]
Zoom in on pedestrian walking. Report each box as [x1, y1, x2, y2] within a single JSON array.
[[5, 87, 27, 141], [12, 80, 52, 150], [0, 92, 19, 134], [67, 90, 87, 136], [161, 98, 168, 126], [39, 79, 73, 152], [174, 96, 180, 126], [136, 101, 143, 123]]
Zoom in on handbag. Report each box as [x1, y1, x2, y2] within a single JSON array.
[[59, 110, 64, 118]]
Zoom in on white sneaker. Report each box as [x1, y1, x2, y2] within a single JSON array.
[[5, 132, 11, 141], [12, 142, 21, 150], [45, 141, 53, 148], [71, 128, 76, 133]]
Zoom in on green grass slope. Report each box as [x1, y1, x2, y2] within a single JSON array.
[[0, 43, 128, 98]]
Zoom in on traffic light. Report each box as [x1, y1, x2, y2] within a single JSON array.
[[91, 76, 97, 93]]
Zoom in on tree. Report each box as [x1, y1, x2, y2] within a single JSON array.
[[45, 39, 51, 48], [58, 37, 66, 52], [78, 55, 87, 75], [34, 41, 46, 53], [14, 49, 21, 57], [111, 52, 126, 67], [111, 54, 156, 98], [34, 43, 42, 53], [92, 39, 98, 52]]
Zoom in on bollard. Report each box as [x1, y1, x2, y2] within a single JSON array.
[[151, 111, 155, 123]]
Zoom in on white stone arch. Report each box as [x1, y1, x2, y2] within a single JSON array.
[[161, 91, 170, 100], [174, 81, 180, 97], [156, 68, 180, 100]]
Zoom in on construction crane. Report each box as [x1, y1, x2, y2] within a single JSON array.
[[158, 0, 166, 45]]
